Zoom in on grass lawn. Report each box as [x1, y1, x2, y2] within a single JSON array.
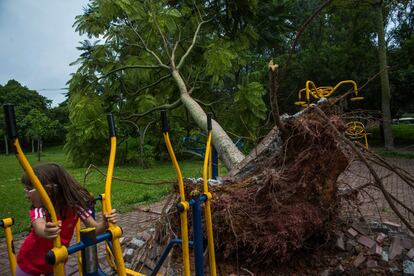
[[369, 124, 414, 146], [0, 146, 216, 235]]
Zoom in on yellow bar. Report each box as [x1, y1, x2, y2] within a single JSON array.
[[208, 146, 212, 179], [125, 268, 145, 276], [104, 137, 126, 276], [2, 218, 16, 276], [13, 139, 65, 275], [364, 134, 369, 149], [162, 132, 190, 276], [75, 219, 83, 276], [331, 80, 358, 97], [202, 132, 217, 276]]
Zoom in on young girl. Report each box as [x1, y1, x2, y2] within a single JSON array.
[[16, 163, 117, 276]]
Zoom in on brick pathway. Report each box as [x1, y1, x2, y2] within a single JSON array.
[[1, 159, 414, 275], [338, 158, 414, 228]]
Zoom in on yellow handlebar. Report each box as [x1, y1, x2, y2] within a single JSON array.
[[203, 128, 217, 276], [13, 139, 66, 275], [104, 133, 126, 276], [162, 131, 191, 276], [1, 218, 16, 276]]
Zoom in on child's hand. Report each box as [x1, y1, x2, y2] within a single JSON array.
[[104, 209, 118, 225], [43, 220, 61, 239]]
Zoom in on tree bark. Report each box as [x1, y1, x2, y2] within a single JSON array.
[[375, 2, 394, 150], [171, 69, 245, 170], [4, 134, 9, 155]]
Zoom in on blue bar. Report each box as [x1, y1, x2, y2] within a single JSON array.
[[192, 196, 204, 276], [151, 239, 194, 276], [67, 232, 112, 255], [212, 147, 219, 180]]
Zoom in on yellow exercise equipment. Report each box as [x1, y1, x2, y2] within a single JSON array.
[[295, 80, 363, 107], [1, 217, 16, 276], [345, 121, 369, 149]]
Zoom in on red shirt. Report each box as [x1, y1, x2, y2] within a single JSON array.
[[17, 207, 92, 274]]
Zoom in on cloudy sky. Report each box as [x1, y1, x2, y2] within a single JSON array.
[[0, 0, 89, 106]]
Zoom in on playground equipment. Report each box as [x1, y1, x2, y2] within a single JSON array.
[[295, 80, 364, 107], [161, 110, 217, 276], [2, 104, 217, 275], [345, 121, 370, 149], [3, 104, 137, 275], [0, 217, 16, 276]]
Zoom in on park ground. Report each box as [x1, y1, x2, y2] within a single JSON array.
[[1, 133, 414, 274]]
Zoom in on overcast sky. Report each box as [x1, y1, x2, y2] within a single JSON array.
[[0, 0, 89, 106]]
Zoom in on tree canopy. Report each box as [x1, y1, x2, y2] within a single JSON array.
[[66, 0, 414, 167]]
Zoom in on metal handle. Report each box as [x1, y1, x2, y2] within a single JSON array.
[[107, 113, 116, 137], [207, 113, 212, 131], [161, 110, 169, 133], [3, 104, 18, 139]]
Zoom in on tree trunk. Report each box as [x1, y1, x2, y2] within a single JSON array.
[[171, 69, 245, 170], [375, 3, 394, 150], [37, 138, 41, 161], [4, 134, 9, 155], [32, 139, 35, 153]]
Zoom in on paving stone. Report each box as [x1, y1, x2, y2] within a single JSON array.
[[389, 237, 404, 260], [366, 259, 378, 268], [403, 260, 414, 275], [381, 250, 389, 262], [352, 221, 369, 235], [347, 228, 358, 238], [372, 244, 383, 256], [357, 235, 376, 249], [402, 237, 414, 250], [336, 233, 345, 251], [129, 238, 145, 249], [353, 253, 366, 268], [376, 233, 387, 244], [407, 248, 414, 259]]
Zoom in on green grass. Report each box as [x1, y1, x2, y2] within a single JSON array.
[[369, 124, 414, 146], [0, 146, 217, 235], [376, 150, 414, 159]]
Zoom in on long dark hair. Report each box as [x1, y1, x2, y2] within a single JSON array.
[[21, 163, 94, 214]]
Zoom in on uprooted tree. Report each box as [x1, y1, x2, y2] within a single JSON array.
[[67, 0, 289, 167]]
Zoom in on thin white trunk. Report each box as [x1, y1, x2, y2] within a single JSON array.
[[4, 134, 9, 155], [171, 69, 245, 169]]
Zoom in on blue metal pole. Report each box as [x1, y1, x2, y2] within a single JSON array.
[[80, 228, 107, 276], [192, 196, 204, 276], [212, 147, 218, 180]]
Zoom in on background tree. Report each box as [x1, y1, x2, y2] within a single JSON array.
[[375, 0, 394, 150], [0, 80, 53, 154]]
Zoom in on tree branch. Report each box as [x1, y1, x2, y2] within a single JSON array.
[[99, 65, 163, 80], [127, 21, 170, 69], [177, 20, 208, 69], [131, 74, 172, 95], [268, 60, 286, 134], [123, 98, 183, 120]]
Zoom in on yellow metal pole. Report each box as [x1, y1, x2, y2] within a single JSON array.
[[203, 131, 217, 276], [163, 132, 191, 276], [14, 139, 66, 275], [4, 104, 66, 275], [1, 218, 16, 276], [103, 136, 126, 276], [75, 219, 83, 276], [364, 134, 369, 149]]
